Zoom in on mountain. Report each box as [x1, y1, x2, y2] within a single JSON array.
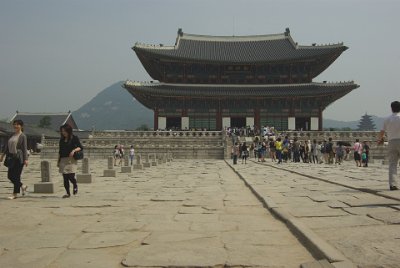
[[73, 81, 153, 130], [323, 115, 385, 130]]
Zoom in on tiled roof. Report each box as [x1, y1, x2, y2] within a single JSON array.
[[10, 112, 77, 131], [0, 121, 59, 138], [133, 28, 346, 63], [124, 81, 359, 98]]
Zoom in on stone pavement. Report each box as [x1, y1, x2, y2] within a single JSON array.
[[0, 155, 315, 268], [228, 158, 400, 268]]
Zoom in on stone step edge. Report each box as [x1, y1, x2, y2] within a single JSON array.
[[225, 160, 355, 267]]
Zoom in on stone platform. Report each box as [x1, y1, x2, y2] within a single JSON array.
[[0, 155, 314, 268]]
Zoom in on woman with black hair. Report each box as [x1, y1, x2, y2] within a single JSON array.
[[57, 124, 82, 198], [0, 120, 29, 199]]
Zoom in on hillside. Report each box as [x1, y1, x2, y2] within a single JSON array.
[[73, 81, 153, 130]]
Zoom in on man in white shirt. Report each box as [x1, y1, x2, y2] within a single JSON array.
[[378, 101, 400, 191]]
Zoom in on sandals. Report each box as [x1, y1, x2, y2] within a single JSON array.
[[73, 187, 78, 195], [7, 195, 17, 200], [62, 194, 70, 198]]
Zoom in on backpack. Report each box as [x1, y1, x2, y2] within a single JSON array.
[[325, 143, 332, 153]]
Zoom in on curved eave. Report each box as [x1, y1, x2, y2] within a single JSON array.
[[123, 82, 359, 99], [133, 45, 346, 65]]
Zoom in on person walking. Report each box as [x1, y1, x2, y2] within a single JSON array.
[[275, 137, 283, 164], [353, 139, 363, 167], [362, 141, 370, 167], [58, 124, 82, 198], [241, 142, 248, 164], [335, 142, 344, 165], [0, 120, 29, 199], [326, 138, 334, 164], [378, 101, 400, 191], [129, 145, 135, 165]]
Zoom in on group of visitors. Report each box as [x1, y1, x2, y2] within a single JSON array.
[[113, 144, 135, 166]]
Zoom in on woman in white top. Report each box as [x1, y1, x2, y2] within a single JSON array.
[[129, 145, 135, 165], [0, 120, 29, 199]]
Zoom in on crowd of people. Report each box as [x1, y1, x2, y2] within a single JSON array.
[[232, 136, 371, 167]]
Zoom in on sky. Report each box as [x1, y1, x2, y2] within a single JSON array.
[[0, 0, 399, 121]]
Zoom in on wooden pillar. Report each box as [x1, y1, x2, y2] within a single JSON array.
[[216, 101, 222, 130], [319, 108, 323, 131], [154, 108, 158, 130], [254, 108, 260, 130]]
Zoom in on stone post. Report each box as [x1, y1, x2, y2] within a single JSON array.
[[34, 160, 56, 193], [104, 156, 117, 177], [162, 153, 167, 164], [133, 154, 143, 170], [157, 154, 163, 165], [151, 153, 157, 166], [121, 155, 132, 173], [77, 158, 93, 183], [143, 153, 151, 168]]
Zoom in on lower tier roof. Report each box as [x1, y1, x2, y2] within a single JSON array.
[[123, 81, 359, 111], [123, 81, 358, 98]]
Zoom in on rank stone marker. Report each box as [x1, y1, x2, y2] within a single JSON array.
[[77, 158, 93, 183], [151, 154, 157, 166], [143, 154, 151, 168], [103, 156, 117, 177], [121, 156, 132, 173], [133, 154, 143, 170], [34, 160, 56, 193]]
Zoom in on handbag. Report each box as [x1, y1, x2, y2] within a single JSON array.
[[73, 150, 84, 160], [3, 154, 15, 168]]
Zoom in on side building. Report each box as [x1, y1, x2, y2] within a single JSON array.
[[124, 28, 359, 131]]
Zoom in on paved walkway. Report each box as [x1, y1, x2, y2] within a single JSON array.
[[228, 157, 400, 268], [0, 155, 314, 268]]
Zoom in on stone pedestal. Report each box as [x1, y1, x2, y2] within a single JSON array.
[[133, 154, 143, 170], [77, 158, 93, 183], [143, 154, 151, 168], [104, 156, 117, 177], [151, 154, 157, 166], [34, 160, 57, 193], [162, 153, 167, 164], [157, 154, 163, 165], [121, 166, 132, 173]]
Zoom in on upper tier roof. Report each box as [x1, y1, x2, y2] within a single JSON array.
[[133, 28, 347, 63]]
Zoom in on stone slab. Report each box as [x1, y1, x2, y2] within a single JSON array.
[[367, 211, 400, 224], [122, 238, 226, 267], [103, 169, 116, 177], [68, 232, 149, 249], [34, 182, 57, 193], [76, 174, 93, 183], [301, 259, 335, 268]]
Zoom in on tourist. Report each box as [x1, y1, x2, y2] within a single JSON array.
[[113, 145, 120, 166], [326, 138, 334, 164], [241, 142, 248, 164], [269, 138, 276, 162], [378, 101, 400, 191], [275, 137, 283, 164], [57, 124, 82, 198], [292, 138, 300, 163], [362, 141, 370, 167], [261, 140, 267, 162], [317, 141, 323, 163], [335, 142, 344, 165], [353, 139, 363, 167], [119, 145, 125, 166], [0, 120, 29, 199], [311, 139, 318, 164], [232, 142, 240, 165], [321, 140, 327, 164], [129, 145, 135, 165]]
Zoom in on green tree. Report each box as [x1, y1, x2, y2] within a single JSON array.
[[136, 124, 150, 131], [38, 116, 52, 128]]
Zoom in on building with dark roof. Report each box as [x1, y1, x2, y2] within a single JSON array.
[[10, 111, 78, 131], [124, 28, 359, 131]]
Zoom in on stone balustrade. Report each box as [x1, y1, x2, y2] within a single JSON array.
[[40, 130, 388, 161]]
